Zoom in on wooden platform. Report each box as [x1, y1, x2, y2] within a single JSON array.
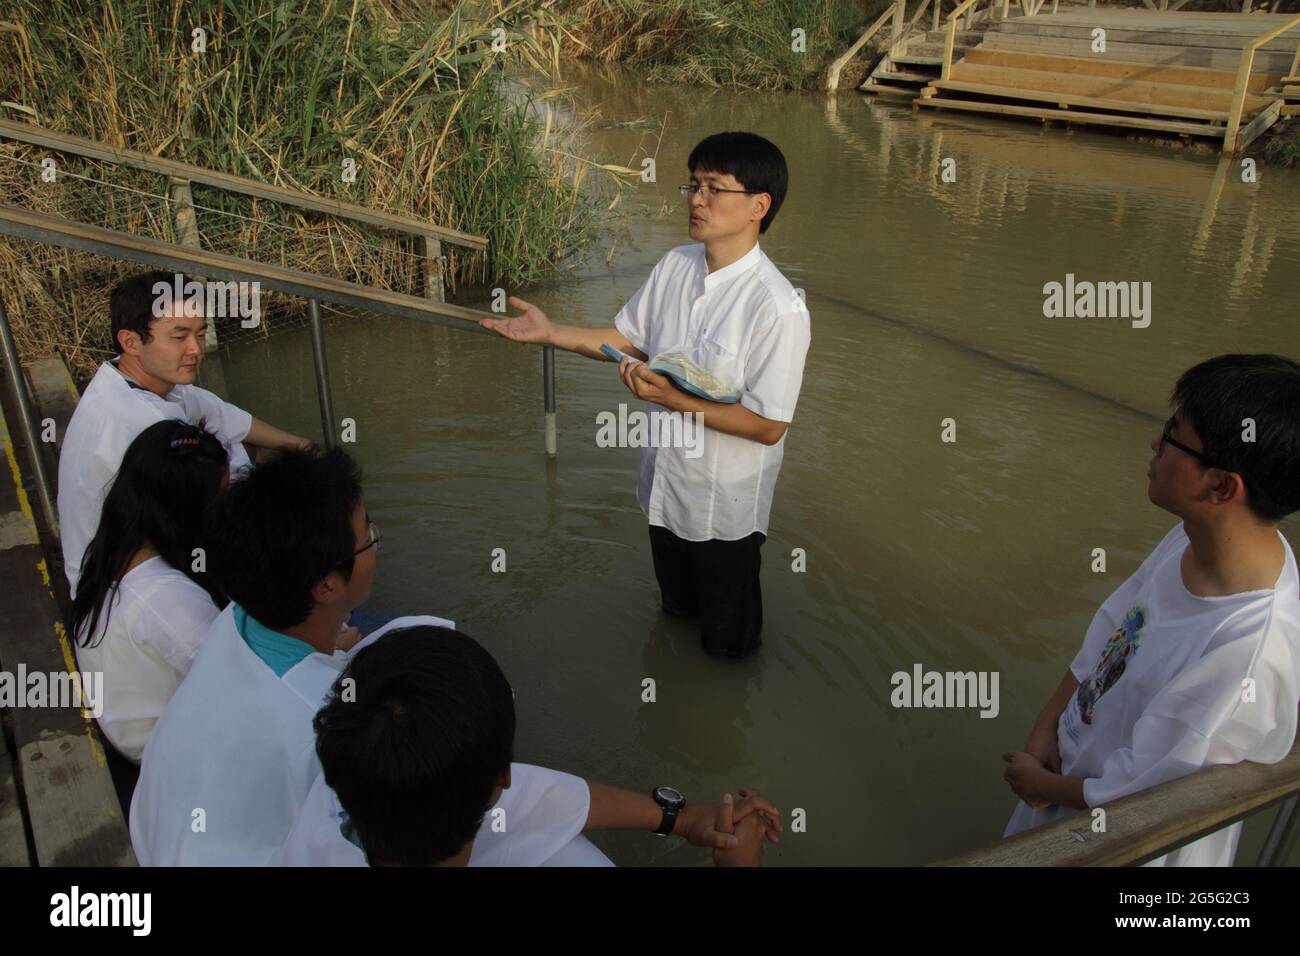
[[873, 8, 1298, 149]]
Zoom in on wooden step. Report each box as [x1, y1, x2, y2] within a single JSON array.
[[875, 69, 936, 84], [906, 41, 982, 58], [862, 79, 924, 98], [961, 47, 1281, 92], [946, 63, 1274, 115], [892, 54, 945, 67], [933, 78, 1239, 122], [981, 33, 1295, 74], [917, 95, 1229, 138], [994, 20, 1300, 54], [921, 29, 988, 45]]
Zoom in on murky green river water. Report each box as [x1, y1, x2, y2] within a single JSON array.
[[204, 63, 1300, 865]]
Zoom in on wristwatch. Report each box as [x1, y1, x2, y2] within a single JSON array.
[[651, 786, 686, 836]]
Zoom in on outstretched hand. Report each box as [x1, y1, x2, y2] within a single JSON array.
[[478, 295, 553, 344]]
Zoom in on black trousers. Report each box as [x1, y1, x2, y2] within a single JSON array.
[[648, 524, 765, 658]]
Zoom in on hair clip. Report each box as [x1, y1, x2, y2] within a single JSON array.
[[170, 436, 202, 449]]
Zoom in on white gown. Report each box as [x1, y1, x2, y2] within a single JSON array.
[[58, 360, 254, 591], [275, 763, 613, 867], [1004, 525, 1300, 866], [130, 611, 451, 866]]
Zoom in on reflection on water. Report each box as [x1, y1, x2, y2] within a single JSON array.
[[205, 62, 1300, 865]]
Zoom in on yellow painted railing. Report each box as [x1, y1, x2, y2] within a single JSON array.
[[942, 0, 984, 81], [1223, 11, 1300, 153]]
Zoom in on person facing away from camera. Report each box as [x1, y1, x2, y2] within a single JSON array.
[[71, 420, 229, 764], [277, 625, 782, 867]]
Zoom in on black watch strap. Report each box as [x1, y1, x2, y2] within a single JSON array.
[[652, 787, 684, 836]]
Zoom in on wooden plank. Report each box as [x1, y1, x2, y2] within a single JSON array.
[[0, 119, 487, 251], [1282, 103, 1300, 115], [934, 77, 1246, 121], [947, 63, 1274, 113], [918, 95, 1229, 136], [994, 17, 1300, 53], [0, 379, 135, 866], [877, 69, 938, 82], [937, 741, 1300, 866], [168, 177, 218, 351], [1237, 98, 1283, 149], [981, 33, 1297, 72], [962, 47, 1282, 91]]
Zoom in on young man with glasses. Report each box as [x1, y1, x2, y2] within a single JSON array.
[[1002, 354, 1300, 865], [129, 446, 448, 864], [480, 131, 811, 658]]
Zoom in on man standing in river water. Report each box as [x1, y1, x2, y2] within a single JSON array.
[[481, 131, 810, 658]]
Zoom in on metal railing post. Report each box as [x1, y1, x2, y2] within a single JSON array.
[[306, 298, 337, 451], [1257, 794, 1299, 866], [0, 298, 59, 538], [542, 344, 556, 458]]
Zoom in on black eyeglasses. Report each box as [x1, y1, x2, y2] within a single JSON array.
[[679, 183, 756, 200], [1159, 417, 1215, 468], [346, 521, 381, 562]]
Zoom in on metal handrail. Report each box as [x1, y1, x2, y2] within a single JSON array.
[[0, 203, 559, 483], [937, 741, 1300, 866], [0, 203, 492, 332], [1223, 10, 1300, 153]]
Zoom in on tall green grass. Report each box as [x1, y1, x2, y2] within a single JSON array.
[[0, 0, 621, 376], [554, 0, 890, 92]]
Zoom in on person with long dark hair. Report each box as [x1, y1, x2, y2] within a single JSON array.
[[72, 419, 230, 762]]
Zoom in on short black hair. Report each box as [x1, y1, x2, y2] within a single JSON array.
[[205, 445, 362, 629], [109, 270, 190, 354], [314, 627, 516, 867], [1172, 353, 1300, 522], [688, 131, 788, 234]]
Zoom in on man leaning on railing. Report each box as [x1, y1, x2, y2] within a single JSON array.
[[1002, 354, 1300, 866]]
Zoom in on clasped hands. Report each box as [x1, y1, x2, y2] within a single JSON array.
[[677, 788, 783, 867]]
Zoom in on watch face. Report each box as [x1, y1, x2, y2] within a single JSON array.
[[654, 786, 686, 810]]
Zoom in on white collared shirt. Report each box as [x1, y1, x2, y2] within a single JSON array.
[[614, 241, 811, 541], [57, 360, 254, 591]]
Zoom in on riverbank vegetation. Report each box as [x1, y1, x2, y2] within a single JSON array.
[[552, 0, 890, 91], [0, 0, 624, 377]]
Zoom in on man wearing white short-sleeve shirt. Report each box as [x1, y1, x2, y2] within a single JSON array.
[[58, 270, 309, 591], [481, 132, 811, 657], [1002, 354, 1300, 865]]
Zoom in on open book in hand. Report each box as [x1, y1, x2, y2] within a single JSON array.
[[600, 344, 742, 404]]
